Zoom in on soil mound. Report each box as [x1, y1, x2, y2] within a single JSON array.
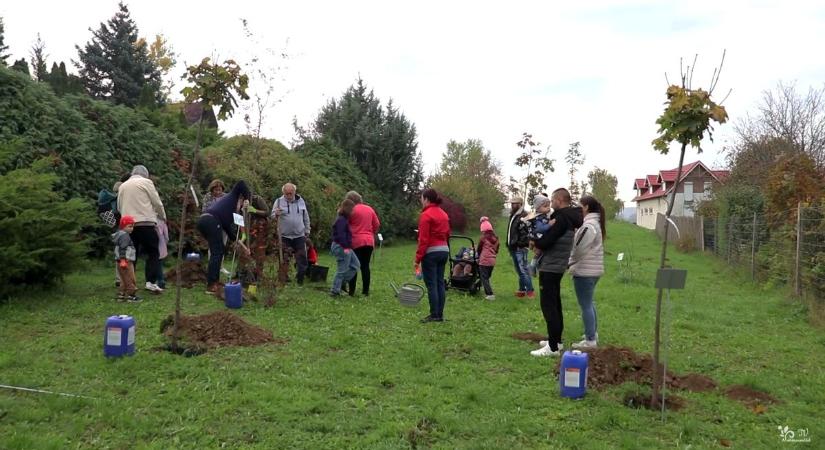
[[165, 261, 207, 288], [161, 311, 280, 350], [724, 385, 779, 407], [510, 332, 546, 343]]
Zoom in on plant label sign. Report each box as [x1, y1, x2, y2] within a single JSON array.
[[377, 233, 383, 242], [233, 213, 245, 227], [617, 252, 625, 261]]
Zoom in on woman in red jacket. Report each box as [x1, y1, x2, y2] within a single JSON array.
[[345, 191, 381, 296], [415, 188, 451, 323]]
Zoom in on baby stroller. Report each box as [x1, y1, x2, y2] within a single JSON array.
[[445, 235, 482, 295]]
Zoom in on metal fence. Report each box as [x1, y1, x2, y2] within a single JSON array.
[[699, 204, 825, 312]]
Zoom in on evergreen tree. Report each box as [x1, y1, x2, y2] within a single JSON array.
[[0, 17, 10, 66], [11, 58, 30, 76], [308, 78, 423, 201], [30, 33, 48, 82], [45, 62, 84, 96], [74, 2, 161, 106]]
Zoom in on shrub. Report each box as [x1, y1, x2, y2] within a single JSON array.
[[0, 145, 93, 298]]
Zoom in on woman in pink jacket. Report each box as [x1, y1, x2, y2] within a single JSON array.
[[345, 191, 381, 296]]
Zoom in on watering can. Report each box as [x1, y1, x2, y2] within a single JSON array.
[[390, 281, 425, 307]]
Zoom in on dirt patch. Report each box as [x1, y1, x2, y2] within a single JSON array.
[[551, 345, 717, 394], [510, 332, 545, 343], [673, 373, 718, 393], [623, 392, 685, 411], [724, 385, 779, 407], [160, 311, 284, 352], [165, 261, 207, 288], [406, 417, 437, 449]]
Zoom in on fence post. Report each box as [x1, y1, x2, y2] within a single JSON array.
[[751, 212, 757, 282], [715, 217, 720, 256], [795, 202, 802, 296], [727, 217, 733, 264], [699, 216, 705, 252]]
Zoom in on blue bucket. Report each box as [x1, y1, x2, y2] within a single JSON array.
[[560, 350, 588, 399], [224, 282, 243, 309], [104, 315, 136, 358]]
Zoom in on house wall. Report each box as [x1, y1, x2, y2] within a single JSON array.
[[636, 198, 666, 229], [670, 166, 718, 217]]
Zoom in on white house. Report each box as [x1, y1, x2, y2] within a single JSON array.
[[632, 161, 729, 230]]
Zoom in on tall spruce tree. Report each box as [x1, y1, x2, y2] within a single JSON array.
[[30, 33, 48, 82], [0, 17, 10, 66], [310, 79, 423, 201], [74, 2, 161, 106]]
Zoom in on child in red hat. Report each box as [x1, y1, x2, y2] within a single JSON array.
[[113, 215, 141, 302]]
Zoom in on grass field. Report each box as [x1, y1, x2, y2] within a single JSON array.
[[1, 221, 823, 449]]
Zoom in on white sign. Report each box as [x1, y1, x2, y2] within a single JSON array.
[[233, 213, 245, 227], [377, 233, 384, 242], [617, 252, 625, 261], [107, 327, 122, 346], [127, 326, 135, 345]]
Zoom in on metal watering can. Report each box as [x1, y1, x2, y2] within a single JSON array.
[[390, 281, 425, 307]]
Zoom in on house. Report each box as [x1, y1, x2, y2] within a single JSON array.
[[631, 161, 729, 229]]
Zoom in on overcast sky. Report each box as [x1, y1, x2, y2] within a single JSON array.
[[3, 0, 824, 204]]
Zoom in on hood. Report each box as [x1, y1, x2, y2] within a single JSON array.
[[552, 206, 583, 228], [230, 180, 251, 200]]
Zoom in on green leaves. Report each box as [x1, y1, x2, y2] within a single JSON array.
[[181, 57, 250, 121], [652, 85, 728, 154]]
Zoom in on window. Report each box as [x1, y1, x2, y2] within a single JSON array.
[[683, 182, 693, 201], [704, 181, 712, 194]]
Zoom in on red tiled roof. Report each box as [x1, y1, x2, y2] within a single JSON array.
[[632, 161, 728, 203], [634, 178, 646, 189]]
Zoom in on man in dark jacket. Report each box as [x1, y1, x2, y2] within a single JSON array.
[[530, 188, 583, 357], [506, 196, 534, 297]]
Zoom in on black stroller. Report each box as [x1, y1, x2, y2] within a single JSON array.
[[445, 235, 482, 295]]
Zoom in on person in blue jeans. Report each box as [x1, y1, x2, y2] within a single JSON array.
[[568, 195, 606, 348], [506, 197, 534, 297], [415, 188, 451, 322], [330, 199, 360, 297]]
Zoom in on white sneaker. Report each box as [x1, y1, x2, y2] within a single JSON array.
[[485, 295, 495, 301], [145, 282, 163, 293], [220, 268, 231, 276], [530, 344, 560, 357], [539, 341, 563, 350], [571, 339, 598, 349]]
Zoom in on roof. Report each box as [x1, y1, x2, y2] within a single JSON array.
[[633, 178, 646, 190], [632, 160, 728, 202]]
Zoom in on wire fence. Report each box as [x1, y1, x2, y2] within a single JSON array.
[[698, 204, 825, 315]]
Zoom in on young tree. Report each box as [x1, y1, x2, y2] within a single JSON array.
[[30, 33, 48, 82], [649, 53, 729, 408], [0, 17, 9, 66], [565, 141, 586, 200], [508, 132, 555, 203], [45, 61, 85, 96], [171, 57, 248, 351], [587, 167, 623, 219], [74, 2, 161, 106], [429, 139, 506, 220]]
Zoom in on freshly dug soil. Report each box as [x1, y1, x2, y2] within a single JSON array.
[[510, 332, 546, 343], [165, 261, 207, 288], [724, 385, 779, 407], [161, 311, 282, 351]]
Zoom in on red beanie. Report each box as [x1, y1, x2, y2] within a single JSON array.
[[480, 218, 493, 232], [120, 215, 135, 229]]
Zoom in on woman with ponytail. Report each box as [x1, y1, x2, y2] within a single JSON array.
[[568, 195, 606, 348]]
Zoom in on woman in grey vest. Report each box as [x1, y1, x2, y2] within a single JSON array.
[[568, 195, 605, 349]]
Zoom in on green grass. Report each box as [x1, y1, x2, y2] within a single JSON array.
[[1, 221, 823, 449]]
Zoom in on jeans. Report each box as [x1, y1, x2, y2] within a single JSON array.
[[509, 248, 534, 292], [573, 276, 600, 341], [348, 246, 374, 295], [282, 236, 308, 284], [197, 214, 225, 285], [131, 225, 161, 284], [330, 243, 360, 294], [479, 265, 494, 295], [422, 251, 448, 318], [539, 271, 565, 351]]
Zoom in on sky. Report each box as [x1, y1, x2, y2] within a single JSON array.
[[3, 0, 825, 204]]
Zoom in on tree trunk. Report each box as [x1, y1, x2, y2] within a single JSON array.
[[171, 113, 205, 351], [651, 141, 687, 409]]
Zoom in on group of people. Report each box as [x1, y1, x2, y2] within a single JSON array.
[[103, 166, 604, 355], [414, 187, 606, 357]]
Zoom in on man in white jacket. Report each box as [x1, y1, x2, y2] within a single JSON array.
[[117, 165, 167, 293]]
